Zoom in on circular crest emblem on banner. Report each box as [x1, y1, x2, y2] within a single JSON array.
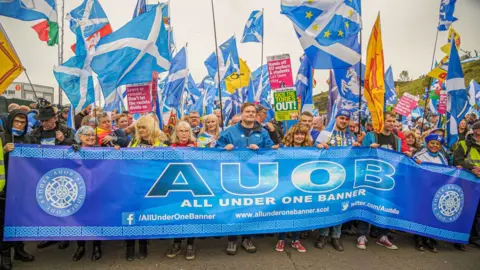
[[36, 168, 86, 217], [432, 184, 464, 223]]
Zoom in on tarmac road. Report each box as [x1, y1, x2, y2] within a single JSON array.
[[10, 232, 480, 270]]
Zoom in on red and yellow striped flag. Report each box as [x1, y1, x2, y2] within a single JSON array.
[[364, 14, 386, 133]]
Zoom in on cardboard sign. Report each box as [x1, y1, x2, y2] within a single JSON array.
[[126, 84, 152, 114], [437, 90, 447, 114], [393, 93, 419, 117], [273, 89, 298, 121], [267, 54, 294, 90]]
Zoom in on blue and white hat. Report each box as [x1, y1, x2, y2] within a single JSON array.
[[425, 134, 445, 145], [335, 109, 351, 119]]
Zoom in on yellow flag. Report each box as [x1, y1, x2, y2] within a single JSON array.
[[0, 25, 23, 95], [224, 58, 251, 94], [364, 14, 385, 133], [427, 55, 448, 80], [440, 26, 461, 54]]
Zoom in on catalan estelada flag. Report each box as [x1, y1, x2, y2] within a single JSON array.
[[0, 24, 24, 95], [364, 14, 385, 133]]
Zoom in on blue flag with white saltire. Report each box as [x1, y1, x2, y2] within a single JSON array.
[[252, 65, 270, 103], [446, 37, 470, 147], [384, 66, 397, 106], [0, 0, 57, 22], [295, 55, 314, 112], [104, 87, 125, 112], [438, 0, 457, 31], [468, 80, 480, 107], [68, 0, 109, 38], [66, 104, 76, 131], [91, 5, 170, 101], [241, 10, 263, 43], [198, 76, 217, 115], [164, 47, 188, 109], [53, 30, 95, 114], [133, 0, 147, 18], [204, 36, 240, 82]]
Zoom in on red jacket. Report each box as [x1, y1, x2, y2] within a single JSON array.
[[394, 130, 409, 153]]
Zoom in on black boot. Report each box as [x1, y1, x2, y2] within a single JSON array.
[[314, 236, 328, 249], [72, 246, 85, 261], [36, 241, 58, 249], [125, 241, 135, 261], [58, 241, 70, 250], [1, 250, 12, 270], [91, 244, 102, 262], [13, 244, 34, 262], [137, 240, 148, 260]]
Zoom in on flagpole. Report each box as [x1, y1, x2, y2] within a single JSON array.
[[210, 0, 224, 129], [357, 29, 363, 131], [55, 0, 65, 106], [260, 8, 264, 104], [180, 43, 189, 119]]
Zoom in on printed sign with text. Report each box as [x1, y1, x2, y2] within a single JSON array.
[[267, 54, 294, 90]]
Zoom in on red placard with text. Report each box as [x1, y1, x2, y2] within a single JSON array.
[[267, 54, 294, 90], [126, 84, 152, 114]]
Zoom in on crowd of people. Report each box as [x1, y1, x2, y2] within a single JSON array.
[[0, 100, 479, 269]]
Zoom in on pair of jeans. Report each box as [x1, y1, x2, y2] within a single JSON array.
[[278, 232, 299, 241], [356, 221, 389, 237], [319, 224, 342, 239], [228, 235, 250, 242]]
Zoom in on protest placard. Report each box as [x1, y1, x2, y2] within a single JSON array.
[[126, 84, 152, 114], [273, 88, 298, 121], [394, 93, 419, 116], [267, 54, 294, 90]]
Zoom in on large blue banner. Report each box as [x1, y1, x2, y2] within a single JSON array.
[[4, 145, 480, 243]]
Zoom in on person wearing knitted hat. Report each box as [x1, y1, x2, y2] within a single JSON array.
[[413, 133, 466, 252]]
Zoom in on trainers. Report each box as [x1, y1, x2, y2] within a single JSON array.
[[242, 239, 257, 253], [226, 241, 237, 255], [291, 241, 307, 252], [376, 236, 398, 250], [166, 243, 182, 258], [275, 240, 285, 252], [185, 245, 195, 260], [357, 236, 367, 250]]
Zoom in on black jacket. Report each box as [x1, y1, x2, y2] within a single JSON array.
[[30, 122, 75, 146], [113, 129, 131, 148], [0, 110, 35, 145]]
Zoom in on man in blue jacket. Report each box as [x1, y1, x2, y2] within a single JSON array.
[[356, 111, 400, 251], [216, 102, 277, 255]]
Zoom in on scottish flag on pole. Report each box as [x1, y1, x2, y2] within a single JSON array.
[[90, 5, 170, 101], [204, 36, 240, 82], [241, 10, 263, 43], [104, 87, 125, 112], [252, 65, 270, 103], [164, 47, 188, 109], [438, 0, 457, 31], [468, 80, 480, 107], [295, 55, 314, 112], [384, 66, 397, 106], [0, 0, 57, 22], [446, 37, 470, 147]]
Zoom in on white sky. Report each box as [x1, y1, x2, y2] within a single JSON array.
[[1, 0, 479, 104]]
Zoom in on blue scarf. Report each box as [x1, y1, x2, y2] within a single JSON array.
[[12, 128, 25, 137]]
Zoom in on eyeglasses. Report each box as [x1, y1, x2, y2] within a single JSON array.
[[13, 120, 27, 125]]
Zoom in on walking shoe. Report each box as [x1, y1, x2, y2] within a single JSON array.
[[138, 241, 148, 260], [376, 236, 398, 250], [291, 241, 307, 252], [72, 246, 85, 261], [300, 231, 309, 239], [91, 246, 102, 262], [314, 235, 328, 249], [414, 237, 425, 252], [275, 240, 285, 252], [166, 243, 181, 258], [453, 243, 466, 251], [185, 245, 195, 260], [125, 246, 135, 261], [58, 241, 70, 250], [225, 241, 237, 255], [1, 250, 12, 270], [356, 236, 367, 250], [36, 241, 58, 249], [331, 238, 344, 251], [424, 239, 438, 253], [242, 239, 257, 253], [13, 245, 35, 262]]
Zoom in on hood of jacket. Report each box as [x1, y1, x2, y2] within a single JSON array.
[[5, 109, 29, 135]]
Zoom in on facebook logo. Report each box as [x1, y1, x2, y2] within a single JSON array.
[[122, 212, 135, 226]]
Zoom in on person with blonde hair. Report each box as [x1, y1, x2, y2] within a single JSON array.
[[128, 115, 168, 148], [197, 114, 219, 148], [403, 130, 421, 157]]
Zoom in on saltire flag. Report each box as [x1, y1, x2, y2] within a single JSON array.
[[91, 5, 171, 103], [295, 54, 314, 112], [133, 0, 147, 18], [438, 0, 457, 31], [53, 30, 95, 114], [67, 0, 112, 52], [225, 58, 251, 94], [364, 14, 385, 133], [281, 0, 361, 69], [468, 80, 480, 107], [66, 104, 76, 131], [204, 35, 240, 83], [0, 0, 58, 46], [0, 24, 24, 95], [185, 74, 203, 115], [446, 36, 470, 147], [103, 87, 125, 112], [163, 47, 188, 110], [440, 26, 460, 54], [241, 10, 263, 43], [198, 76, 217, 115], [252, 64, 270, 103], [384, 66, 397, 106]]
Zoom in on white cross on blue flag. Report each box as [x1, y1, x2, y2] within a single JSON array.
[[438, 0, 457, 31], [241, 10, 263, 43]]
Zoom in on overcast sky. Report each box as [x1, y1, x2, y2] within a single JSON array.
[[1, 0, 479, 104]]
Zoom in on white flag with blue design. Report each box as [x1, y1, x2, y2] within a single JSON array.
[[438, 0, 457, 31], [67, 0, 110, 39], [446, 37, 470, 147], [91, 5, 170, 101], [241, 10, 263, 43], [164, 47, 188, 109], [468, 80, 480, 107], [204, 36, 240, 83]]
